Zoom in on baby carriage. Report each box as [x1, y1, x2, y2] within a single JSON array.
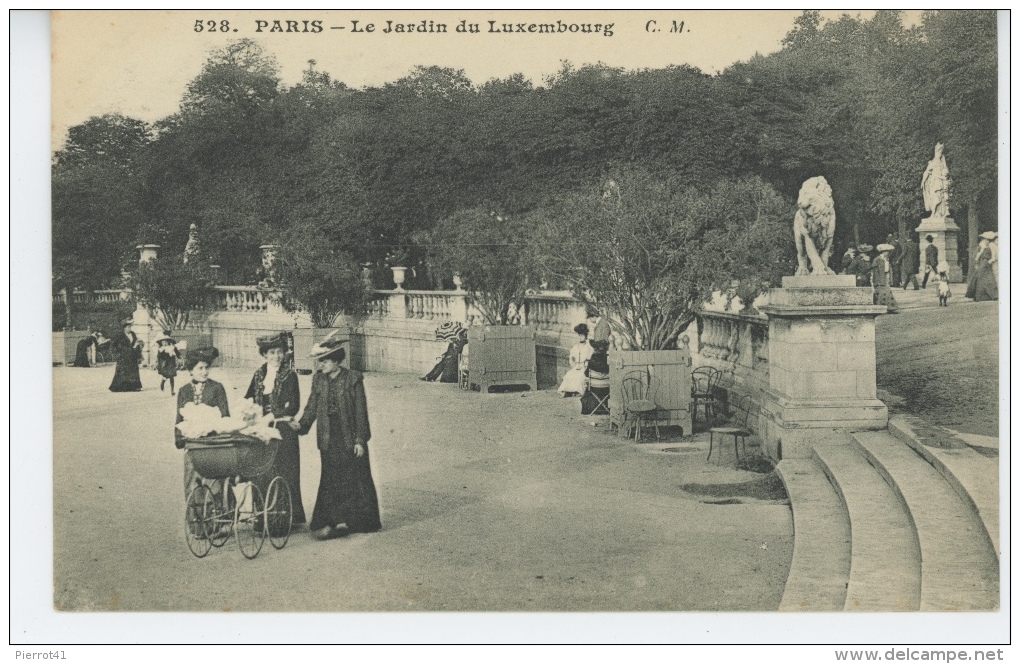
[[182, 433, 293, 559]]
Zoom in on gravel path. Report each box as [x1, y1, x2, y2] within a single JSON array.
[[53, 366, 792, 613]]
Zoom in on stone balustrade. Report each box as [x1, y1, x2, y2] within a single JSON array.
[[694, 307, 771, 430], [210, 286, 285, 314], [59, 284, 760, 396], [53, 289, 126, 304]]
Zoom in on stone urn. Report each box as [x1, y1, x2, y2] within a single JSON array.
[[361, 262, 374, 288], [136, 244, 160, 263], [391, 266, 407, 291], [452, 272, 465, 291]]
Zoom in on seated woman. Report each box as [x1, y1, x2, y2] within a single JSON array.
[[557, 323, 592, 397], [421, 325, 467, 383], [174, 347, 229, 504], [581, 340, 611, 415]]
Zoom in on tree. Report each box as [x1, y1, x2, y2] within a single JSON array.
[[54, 113, 150, 170], [539, 169, 793, 350], [130, 257, 215, 332], [277, 229, 371, 328], [428, 208, 540, 325]]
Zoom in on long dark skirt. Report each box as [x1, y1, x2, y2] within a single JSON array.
[[423, 344, 459, 383], [966, 265, 998, 302], [310, 416, 381, 533], [109, 352, 142, 391], [254, 426, 307, 526], [73, 338, 93, 367]]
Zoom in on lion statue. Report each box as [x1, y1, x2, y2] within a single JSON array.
[[793, 176, 836, 276]]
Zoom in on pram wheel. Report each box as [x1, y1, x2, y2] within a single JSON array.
[[209, 477, 237, 548], [265, 476, 293, 550], [235, 482, 266, 560], [185, 484, 213, 558]]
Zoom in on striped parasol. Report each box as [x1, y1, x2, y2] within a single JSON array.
[[435, 321, 465, 342]]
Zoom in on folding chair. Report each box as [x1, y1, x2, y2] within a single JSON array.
[[581, 360, 610, 415]]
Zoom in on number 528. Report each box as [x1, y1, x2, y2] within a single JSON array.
[[194, 20, 232, 32]]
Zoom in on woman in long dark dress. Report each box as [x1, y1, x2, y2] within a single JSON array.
[[290, 336, 381, 540], [154, 333, 180, 394], [965, 233, 999, 302], [109, 320, 143, 392], [420, 327, 467, 383], [244, 332, 306, 528], [73, 333, 96, 367]]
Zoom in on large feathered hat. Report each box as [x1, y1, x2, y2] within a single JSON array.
[[309, 330, 348, 363]]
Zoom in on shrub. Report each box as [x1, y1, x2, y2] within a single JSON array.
[[130, 257, 215, 332], [539, 168, 794, 350], [427, 207, 540, 325], [277, 234, 371, 328]]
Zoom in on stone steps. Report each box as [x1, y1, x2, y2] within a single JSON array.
[[888, 416, 1000, 558], [775, 459, 850, 611], [813, 444, 922, 611], [851, 431, 998, 610]]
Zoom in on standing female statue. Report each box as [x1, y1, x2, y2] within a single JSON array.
[[922, 143, 951, 219]]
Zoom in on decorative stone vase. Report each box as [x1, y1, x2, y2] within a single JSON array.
[[361, 263, 374, 288], [452, 273, 465, 291], [391, 266, 407, 291], [136, 244, 160, 263]]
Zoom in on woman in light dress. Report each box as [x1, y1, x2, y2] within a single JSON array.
[[557, 323, 592, 397]]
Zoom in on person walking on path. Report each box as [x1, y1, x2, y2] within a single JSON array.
[[888, 234, 903, 288], [155, 332, 181, 395], [900, 235, 920, 290], [921, 235, 940, 289], [936, 261, 952, 306], [174, 347, 230, 503], [872, 244, 899, 313], [109, 319, 144, 392], [245, 332, 307, 529], [849, 244, 873, 287], [965, 232, 999, 302], [290, 335, 382, 540], [839, 245, 857, 275]]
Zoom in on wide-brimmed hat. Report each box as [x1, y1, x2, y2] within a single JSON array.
[[435, 321, 465, 342], [309, 331, 348, 363], [184, 346, 219, 371], [153, 332, 177, 346], [979, 231, 997, 240], [876, 243, 894, 252], [857, 244, 873, 253], [925, 235, 934, 242], [937, 261, 951, 274], [256, 331, 289, 354]]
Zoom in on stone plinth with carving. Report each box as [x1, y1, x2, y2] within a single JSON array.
[[916, 217, 963, 283], [758, 274, 888, 460]]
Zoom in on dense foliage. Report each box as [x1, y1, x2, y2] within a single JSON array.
[[130, 257, 216, 332], [52, 12, 998, 315], [540, 169, 792, 350], [428, 208, 540, 325]]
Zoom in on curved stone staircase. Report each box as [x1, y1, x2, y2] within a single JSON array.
[[776, 416, 999, 611]]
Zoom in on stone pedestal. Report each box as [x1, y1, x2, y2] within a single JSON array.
[[759, 275, 888, 460], [915, 216, 963, 283]]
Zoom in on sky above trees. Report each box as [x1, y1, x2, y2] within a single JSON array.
[[51, 9, 924, 151]]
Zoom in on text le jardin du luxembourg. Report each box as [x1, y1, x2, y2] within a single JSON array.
[[194, 17, 692, 38]]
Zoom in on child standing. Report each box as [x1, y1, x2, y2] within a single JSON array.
[[936, 261, 951, 307]]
